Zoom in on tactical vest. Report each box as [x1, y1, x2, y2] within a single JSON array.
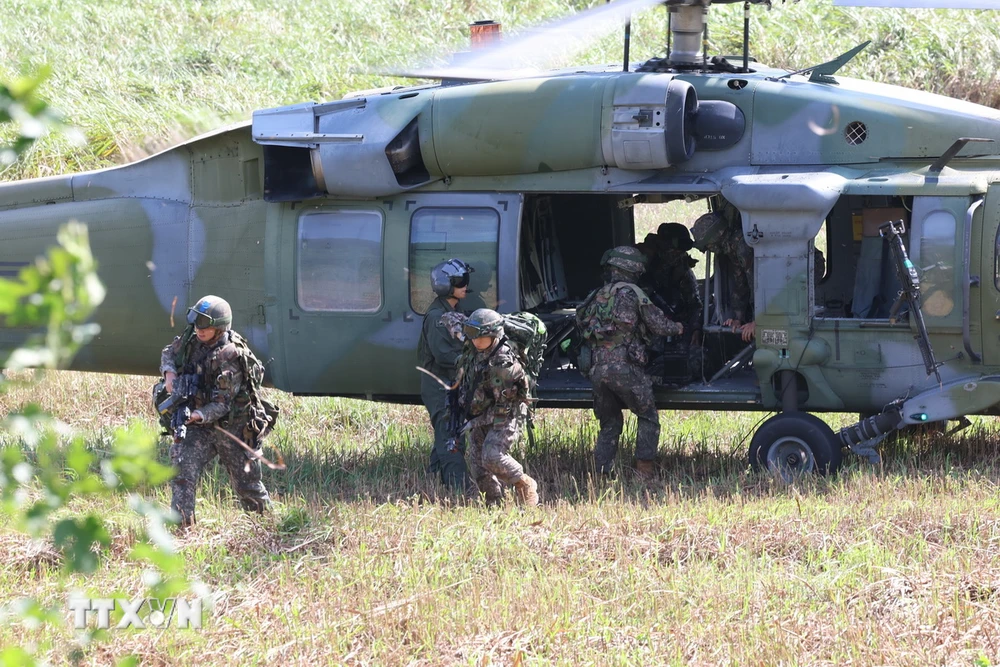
[[577, 282, 653, 349], [173, 328, 279, 446]]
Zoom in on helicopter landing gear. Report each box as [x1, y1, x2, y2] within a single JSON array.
[[749, 412, 843, 480]]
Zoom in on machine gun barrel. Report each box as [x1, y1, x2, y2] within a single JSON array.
[[880, 220, 942, 383]]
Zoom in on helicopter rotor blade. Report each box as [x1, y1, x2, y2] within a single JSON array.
[[834, 0, 1000, 8], [385, 0, 667, 81]]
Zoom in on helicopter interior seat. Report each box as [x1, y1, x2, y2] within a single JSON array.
[[850, 234, 903, 318]]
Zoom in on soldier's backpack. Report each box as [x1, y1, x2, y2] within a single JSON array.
[[572, 282, 652, 374], [502, 312, 548, 395], [228, 331, 280, 447]]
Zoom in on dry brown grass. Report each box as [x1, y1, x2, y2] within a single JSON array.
[[2, 374, 1000, 664]]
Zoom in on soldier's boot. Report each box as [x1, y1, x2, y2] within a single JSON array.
[[514, 474, 540, 507], [635, 459, 656, 480], [477, 475, 504, 505]]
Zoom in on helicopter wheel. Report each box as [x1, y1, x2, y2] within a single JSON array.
[[749, 412, 843, 480]]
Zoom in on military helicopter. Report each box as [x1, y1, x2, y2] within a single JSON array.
[[2, 0, 1000, 476]]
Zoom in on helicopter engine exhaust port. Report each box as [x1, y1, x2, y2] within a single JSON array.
[[749, 412, 843, 479]]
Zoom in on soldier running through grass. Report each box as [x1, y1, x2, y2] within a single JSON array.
[[457, 308, 540, 506]]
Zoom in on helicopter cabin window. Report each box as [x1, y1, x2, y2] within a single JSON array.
[[409, 207, 500, 315], [296, 210, 383, 312], [908, 196, 966, 327], [814, 195, 965, 325], [913, 210, 956, 317]]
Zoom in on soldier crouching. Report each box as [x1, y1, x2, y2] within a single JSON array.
[[159, 295, 271, 526], [458, 308, 539, 506]]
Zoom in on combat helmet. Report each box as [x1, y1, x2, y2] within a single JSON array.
[[463, 308, 504, 339], [656, 222, 694, 252], [600, 245, 647, 276], [691, 212, 729, 252], [187, 295, 233, 330], [430, 259, 474, 297]]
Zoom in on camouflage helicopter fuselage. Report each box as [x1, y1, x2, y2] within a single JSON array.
[[2, 60, 1000, 452]]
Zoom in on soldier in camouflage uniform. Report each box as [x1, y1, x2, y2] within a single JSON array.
[[416, 259, 476, 494], [648, 222, 703, 344], [578, 246, 683, 477], [692, 206, 756, 342], [159, 295, 270, 526], [458, 308, 539, 506]]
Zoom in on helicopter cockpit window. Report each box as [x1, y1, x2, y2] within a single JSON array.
[[296, 210, 384, 313], [409, 207, 500, 315]]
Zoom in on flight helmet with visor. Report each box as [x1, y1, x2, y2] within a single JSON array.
[[430, 259, 474, 297]]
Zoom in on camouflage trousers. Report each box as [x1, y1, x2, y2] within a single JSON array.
[[591, 361, 660, 473], [421, 375, 474, 493], [170, 419, 270, 526], [467, 411, 527, 488]]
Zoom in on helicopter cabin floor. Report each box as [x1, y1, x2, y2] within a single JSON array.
[[534, 364, 761, 410]]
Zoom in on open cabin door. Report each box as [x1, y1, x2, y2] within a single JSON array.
[[265, 194, 521, 398]]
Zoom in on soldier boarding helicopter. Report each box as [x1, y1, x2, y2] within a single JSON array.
[[2, 0, 1000, 477]]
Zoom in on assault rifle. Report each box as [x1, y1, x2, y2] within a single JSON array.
[[880, 220, 942, 383], [157, 373, 201, 442]]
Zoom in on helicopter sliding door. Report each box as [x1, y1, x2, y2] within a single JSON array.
[[265, 193, 521, 398], [266, 201, 399, 397]]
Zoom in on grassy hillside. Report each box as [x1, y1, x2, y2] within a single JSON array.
[[4, 0, 1000, 664], [1, 0, 998, 179]]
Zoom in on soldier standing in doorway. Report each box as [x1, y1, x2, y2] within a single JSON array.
[[416, 259, 476, 494], [577, 247, 683, 478]]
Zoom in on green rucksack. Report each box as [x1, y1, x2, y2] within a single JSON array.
[[502, 312, 547, 394], [228, 331, 280, 446]]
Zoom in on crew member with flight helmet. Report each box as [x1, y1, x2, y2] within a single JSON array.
[[417, 259, 476, 494], [159, 295, 272, 526], [458, 308, 540, 506], [577, 246, 683, 478]]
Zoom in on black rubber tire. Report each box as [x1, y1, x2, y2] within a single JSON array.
[[749, 412, 843, 477]]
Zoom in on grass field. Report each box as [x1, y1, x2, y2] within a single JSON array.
[[4, 0, 1000, 664], [4, 371, 1000, 664]]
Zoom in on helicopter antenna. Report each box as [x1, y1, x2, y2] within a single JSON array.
[[623, 15, 632, 71], [742, 1, 750, 72], [774, 40, 871, 83], [666, 5, 671, 57]]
